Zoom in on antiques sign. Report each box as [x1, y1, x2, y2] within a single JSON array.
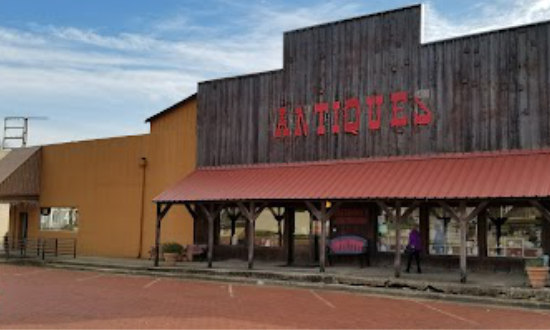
[[274, 90, 433, 138]]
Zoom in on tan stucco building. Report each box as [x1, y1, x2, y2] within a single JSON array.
[[1, 95, 197, 258]]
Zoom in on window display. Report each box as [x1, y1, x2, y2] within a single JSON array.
[[486, 206, 543, 258], [428, 207, 478, 256]]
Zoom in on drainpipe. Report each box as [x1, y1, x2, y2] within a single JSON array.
[[137, 157, 147, 258]]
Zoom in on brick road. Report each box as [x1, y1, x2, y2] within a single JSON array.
[[1, 264, 549, 329]]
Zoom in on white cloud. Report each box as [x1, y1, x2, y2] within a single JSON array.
[[2, 0, 550, 146], [423, 0, 550, 42]]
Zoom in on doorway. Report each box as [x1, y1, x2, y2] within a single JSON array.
[[18, 212, 28, 241]]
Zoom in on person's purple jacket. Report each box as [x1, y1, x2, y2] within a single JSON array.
[[408, 228, 421, 251]]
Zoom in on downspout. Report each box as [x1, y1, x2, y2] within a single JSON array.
[[137, 157, 147, 258]]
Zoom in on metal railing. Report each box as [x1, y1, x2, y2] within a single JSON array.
[[2, 237, 77, 260]]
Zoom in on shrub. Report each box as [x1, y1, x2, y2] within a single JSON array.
[[525, 257, 544, 268], [162, 242, 184, 254]]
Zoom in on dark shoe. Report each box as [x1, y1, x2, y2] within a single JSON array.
[[406, 269, 410, 273], [417, 269, 422, 274]]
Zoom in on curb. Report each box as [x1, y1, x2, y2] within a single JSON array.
[[5, 258, 550, 311]]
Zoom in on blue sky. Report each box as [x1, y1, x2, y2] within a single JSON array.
[[1, 0, 550, 146]]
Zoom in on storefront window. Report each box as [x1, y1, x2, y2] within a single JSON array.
[[377, 209, 419, 252], [428, 207, 478, 256], [40, 207, 78, 231], [294, 210, 312, 248], [486, 206, 543, 258]]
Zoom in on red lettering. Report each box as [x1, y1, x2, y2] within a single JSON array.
[[366, 94, 383, 130], [294, 107, 308, 136], [390, 91, 408, 127], [274, 107, 290, 138], [314, 102, 329, 135], [344, 98, 360, 135], [332, 101, 341, 134], [413, 97, 433, 125]]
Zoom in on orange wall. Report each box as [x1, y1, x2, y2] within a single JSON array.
[[27, 98, 197, 258], [142, 99, 197, 257]]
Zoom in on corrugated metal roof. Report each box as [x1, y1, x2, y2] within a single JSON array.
[[154, 149, 550, 202]]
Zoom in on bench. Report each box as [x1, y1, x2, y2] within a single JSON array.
[[149, 244, 207, 262], [327, 235, 369, 267]]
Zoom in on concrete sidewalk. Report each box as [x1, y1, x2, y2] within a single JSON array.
[[3, 255, 549, 309]]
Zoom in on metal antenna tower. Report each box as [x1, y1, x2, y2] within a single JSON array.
[[2, 116, 48, 149]]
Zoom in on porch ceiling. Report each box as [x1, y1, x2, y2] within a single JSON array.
[[154, 149, 550, 203]]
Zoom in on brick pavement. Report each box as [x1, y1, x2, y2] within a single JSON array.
[[1, 265, 549, 329]]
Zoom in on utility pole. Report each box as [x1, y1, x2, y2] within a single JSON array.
[[2, 116, 48, 149]]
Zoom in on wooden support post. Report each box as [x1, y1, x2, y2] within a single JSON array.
[[208, 216, 214, 267], [420, 205, 430, 254], [477, 209, 487, 258], [237, 202, 266, 269], [284, 207, 295, 265], [197, 203, 223, 269], [269, 207, 285, 247], [376, 201, 419, 278], [320, 204, 327, 272], [154, 202, 173, 267], [439, 200, 488, 283], [305, 201, 341, 273], [154, 204, 161, 267], [529, 200, 550, 224], [458, 202, 467, 283], [247, 217, 254, 268]]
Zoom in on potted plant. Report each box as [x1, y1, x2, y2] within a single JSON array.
[[162, 242, 183, 266], [525, 257, 549, 288]]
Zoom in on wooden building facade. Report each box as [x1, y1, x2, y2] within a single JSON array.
[[154, 5, 550, 282]]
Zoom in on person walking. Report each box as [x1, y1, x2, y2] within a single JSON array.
[[406, 225, 422, 273]]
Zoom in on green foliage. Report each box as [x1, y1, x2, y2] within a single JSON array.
[[525, 257, 544, 268], [162, 242, 184, 254]]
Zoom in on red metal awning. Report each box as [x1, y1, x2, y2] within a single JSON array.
[[154, 149, 550, 202]]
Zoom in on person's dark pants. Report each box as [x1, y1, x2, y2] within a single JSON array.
[[406, 250, 421, 273]]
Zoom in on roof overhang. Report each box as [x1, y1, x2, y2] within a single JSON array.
[[154, 149, 550, 204], [0, 146, 41, 201]]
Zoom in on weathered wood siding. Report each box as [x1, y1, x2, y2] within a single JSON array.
[[198, 5, 550, 166]]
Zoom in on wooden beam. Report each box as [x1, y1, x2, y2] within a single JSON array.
[[237, 202, 266, 269], [402, 201, 420, 219], [438, 201, 460, 222], [184, 203, 198, 220], [529, 200, 550, 224], [269, 207, 285, 247], [458, 201, 467, 283], [438, 200, 488, 283], [376, 201, 419, 278], [305, 201, 342, 273], [394, 201, 402, 278], [268, 207, 285, 219], [154, 202, 173, 267], [464, 201, 489, 223], [284, 207, 295, 265], [375, 201, 394, 220], [197, 203, 223, 268]]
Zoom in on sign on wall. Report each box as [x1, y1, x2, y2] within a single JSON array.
[[273, 90, 433, 138]]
